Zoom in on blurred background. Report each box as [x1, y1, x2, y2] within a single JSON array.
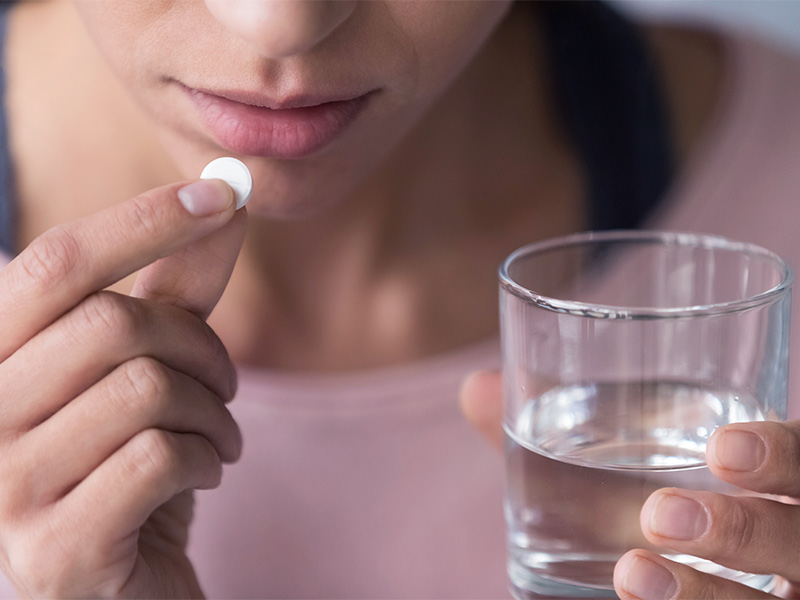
[[611, 0, 800, 54]]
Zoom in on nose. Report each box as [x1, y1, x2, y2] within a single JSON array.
[[204, 0, 357, 58]]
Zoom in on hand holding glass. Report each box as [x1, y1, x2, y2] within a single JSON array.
[[499, 231, 792, 598]]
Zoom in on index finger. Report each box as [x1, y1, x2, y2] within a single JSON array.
[[707, 420, 800, 497], [0, 179, 235, 362], [459, 369, 504, 449]]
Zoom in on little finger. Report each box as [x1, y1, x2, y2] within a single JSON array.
[[19, 357, 241, 504], [614, 549, 776, 600], [54, 428, 223, 558]]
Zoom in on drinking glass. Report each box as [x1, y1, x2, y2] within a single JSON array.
[[499, 230, 792, 598]]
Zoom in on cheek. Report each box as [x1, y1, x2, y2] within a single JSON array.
[[387, 1, 514, 94], [71, 1, 196, 85], [71, 1, 156, 54]]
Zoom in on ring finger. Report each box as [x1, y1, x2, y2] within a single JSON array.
[[0, 291, 237, 432], [16, 357, 241, 506], [614, 549, 778, 600]]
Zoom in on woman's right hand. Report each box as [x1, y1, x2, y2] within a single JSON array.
[[0, 178, 246, 598]]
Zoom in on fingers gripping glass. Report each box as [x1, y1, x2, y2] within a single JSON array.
[[499, 230, 792, 598]]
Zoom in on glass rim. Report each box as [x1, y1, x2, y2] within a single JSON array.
[[499, 230, 794, 319]]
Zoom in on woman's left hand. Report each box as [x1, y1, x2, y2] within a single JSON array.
[[460, 370, 800, 600], [613, 419, 800, 600]]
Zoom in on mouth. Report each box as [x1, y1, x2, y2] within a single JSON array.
[[182, 85, 376, 159]]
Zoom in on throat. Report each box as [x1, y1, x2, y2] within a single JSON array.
[[207, 238, 501, 372]]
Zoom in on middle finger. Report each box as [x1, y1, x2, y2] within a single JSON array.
[[16, 357, 242, 506], [0, 291, 237, 432], [640, 487, 800, 582]]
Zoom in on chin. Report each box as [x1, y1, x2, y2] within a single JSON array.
[[246, 191, 345, 221], [241, 162, 368, 221]]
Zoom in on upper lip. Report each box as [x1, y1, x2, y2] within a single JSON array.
[[184, 84, 374, 110]]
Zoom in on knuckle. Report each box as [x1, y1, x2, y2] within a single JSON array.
[[776, 423, 800, 475], [725, 500, 757, 555], [115, 357, 171, 413], [74, 292, 139, 342], [123, 195, 162, 240], [124, 431, 223, 491], [125, 429, 180, 482], [16, 226, 81, 292], [689, 577, 719, 600]]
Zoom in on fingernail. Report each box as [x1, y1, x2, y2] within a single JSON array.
[[178, 179, 233, 217], [622, 556, 678, 600], [651, 494, 708, 540], [712, 429, 766, 472]]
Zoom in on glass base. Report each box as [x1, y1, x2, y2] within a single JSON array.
[[510, 576, 618, 599], [508, 558, 618, 599], [508, 555, 777, 599]]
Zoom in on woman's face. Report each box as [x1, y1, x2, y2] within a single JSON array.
[[72, 0, 513, 218]]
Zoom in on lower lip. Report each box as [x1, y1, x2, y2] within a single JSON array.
[[185, 88, 372, 159]]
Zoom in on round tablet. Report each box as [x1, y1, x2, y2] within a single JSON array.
[[200, 157, 253, 210]]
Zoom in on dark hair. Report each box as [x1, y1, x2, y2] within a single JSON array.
[[541, 1, 675, 230]]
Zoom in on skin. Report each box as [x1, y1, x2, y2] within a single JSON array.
[[0, 179, 246, 597], [8, 0, 583, 371], [3, 2, 551, 596], [460, 372, 800, 599], [0, 0, 793, 598]]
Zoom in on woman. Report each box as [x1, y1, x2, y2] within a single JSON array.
[[0, 1, 798, 598]]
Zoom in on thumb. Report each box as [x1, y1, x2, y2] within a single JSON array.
[[130, 180, 248, 320], [459, 369, 504, 450]]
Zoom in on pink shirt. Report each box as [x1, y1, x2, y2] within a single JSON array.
[[188, 342, 505, 599], [1, 32, 800, 599], [648, 32, 800, 419]]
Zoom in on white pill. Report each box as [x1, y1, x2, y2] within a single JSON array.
[[200, 157, 252, 210]]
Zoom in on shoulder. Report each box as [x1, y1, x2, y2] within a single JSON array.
[[673, 32, 800, 210], [648, 31, 800, 311], [644, 25, 727, 166], [653, 30, 800, 226], [646, 31, 800, 410]]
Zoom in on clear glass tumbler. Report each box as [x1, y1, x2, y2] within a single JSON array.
[[499, 230, 792, 599]]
